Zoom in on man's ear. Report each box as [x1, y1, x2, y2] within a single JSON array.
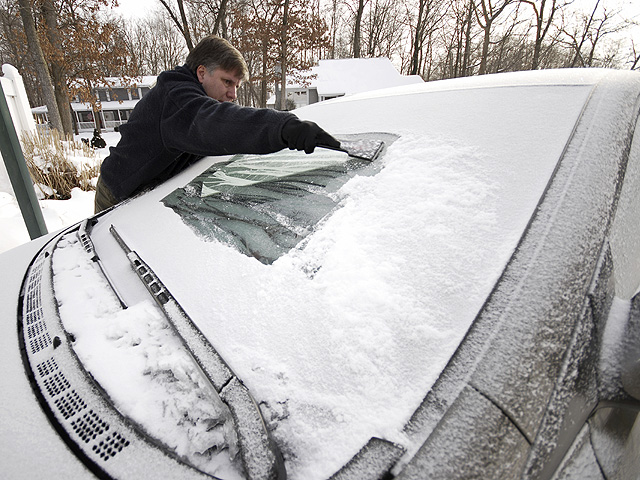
[[196, 65, 206, 83]]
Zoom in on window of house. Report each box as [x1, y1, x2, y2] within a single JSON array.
[[110, 88, 129, 102], [77, 111, 94, 123], [103, 111, 118, 123]]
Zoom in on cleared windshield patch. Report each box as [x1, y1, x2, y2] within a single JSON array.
[[162, 133, 396, 264], [199, 154, 349, 197]]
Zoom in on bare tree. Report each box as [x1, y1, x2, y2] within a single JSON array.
[[460, 0, 476, 76], [39, 0, 74, 134], [437, 0, 478, 78], [631, 40, 640, 70], [338, 0, 370, 58], [158, 0, 194, 51], [562, 0, 627, 68], [328, 0, 339, 58], [17, 0, 63, 132], [566, 0, 599, 67], [123, 13, 187, 75], [353, 0, 366, 57], [476, 0, 514, 74], [407, 0, 448, 77], [188, 0, 229, 38], [362, 0, 405, 59], [279, 0, 289, 110], [519, 0, 568, 69]]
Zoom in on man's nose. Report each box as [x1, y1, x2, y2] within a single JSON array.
[[228, 87, 237, 100]]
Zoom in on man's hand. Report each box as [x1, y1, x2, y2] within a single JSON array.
[[281, 118, 340, 154]]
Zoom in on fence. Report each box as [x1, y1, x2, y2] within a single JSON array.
[[0, 63, 48, 239], [0, 64, 37, 195]]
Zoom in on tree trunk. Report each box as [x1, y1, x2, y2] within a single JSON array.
[[462, 0, 474, 76], [330, 0, 338, 59], [409, 0, 425, 75], [280, 0, 290, 111], [479, 21, 491, 74], [17, 0, 63, 133], [158, 0, 194, 51], [476, 0, 514, 75], [353, 0, 365, 58], [177, 0, 194, 50], [260, 39, 268, 108], [213, 0, 228, 36], [526, 0, 559, 71], [40, 0, 73, 136]]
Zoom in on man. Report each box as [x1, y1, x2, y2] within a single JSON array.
[[95, 35, 339, 213]]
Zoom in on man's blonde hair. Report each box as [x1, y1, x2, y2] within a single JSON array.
[[185, 36, 249, 81]]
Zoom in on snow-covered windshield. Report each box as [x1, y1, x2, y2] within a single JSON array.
[[65, 76, 597, 479]]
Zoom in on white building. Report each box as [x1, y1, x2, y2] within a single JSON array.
[[32, 76, 157, 132], [32, 58, 423, 128], [268, 57, 424, 109]]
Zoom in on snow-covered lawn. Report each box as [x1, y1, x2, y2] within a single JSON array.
[[0, 131, 120, 255]]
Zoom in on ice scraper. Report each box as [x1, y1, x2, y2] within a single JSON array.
[[319, 138, 385, 162]]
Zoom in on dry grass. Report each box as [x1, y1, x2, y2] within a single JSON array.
[[21, 130, 100, 200]]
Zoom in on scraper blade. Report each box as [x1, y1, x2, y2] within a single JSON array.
[[319, 138, 385, 161]]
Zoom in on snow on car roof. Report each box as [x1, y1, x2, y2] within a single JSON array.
[[315, 67, 611, 103]]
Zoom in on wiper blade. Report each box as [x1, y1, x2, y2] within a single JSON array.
[[77, 219, 128, 309], [110, 225, 286, 480]]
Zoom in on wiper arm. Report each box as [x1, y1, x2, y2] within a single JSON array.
[[77, 219, 128, 309]]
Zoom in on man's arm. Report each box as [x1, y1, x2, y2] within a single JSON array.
[[162, 80, 338, 157]]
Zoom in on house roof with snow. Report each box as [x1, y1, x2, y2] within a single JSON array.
[[311, 58, 423, 97], [269, 57, 423, 108], [70, 76, 157, 90]]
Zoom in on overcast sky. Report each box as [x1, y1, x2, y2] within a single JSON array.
[[113, 0, 159, 19]]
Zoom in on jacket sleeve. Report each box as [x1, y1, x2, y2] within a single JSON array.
[[160, 81, 295, 157]]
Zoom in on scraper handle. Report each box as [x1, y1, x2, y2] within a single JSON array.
[[317, 142, 348, 154], [318, 139, 385, 162]]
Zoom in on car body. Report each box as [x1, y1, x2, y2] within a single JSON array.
[[1, 68, 639, 480]]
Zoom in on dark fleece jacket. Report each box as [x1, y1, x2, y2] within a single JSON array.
[[99, 65, 295, 201]]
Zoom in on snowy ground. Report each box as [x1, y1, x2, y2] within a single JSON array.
[[0, 131, 120, 255]]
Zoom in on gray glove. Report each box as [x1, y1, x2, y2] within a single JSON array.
[[281, 118, 340, 154]]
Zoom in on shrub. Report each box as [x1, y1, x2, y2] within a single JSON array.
[[21, 130, 100, 200]]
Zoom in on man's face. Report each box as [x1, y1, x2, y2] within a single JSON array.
[[197, 65, 243, 102]]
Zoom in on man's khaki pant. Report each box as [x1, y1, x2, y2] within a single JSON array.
[[94, 176, 119, 214]]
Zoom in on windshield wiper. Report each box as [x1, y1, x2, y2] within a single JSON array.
[[109, 225, 286, 480], [77, 219, 128, 309]]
